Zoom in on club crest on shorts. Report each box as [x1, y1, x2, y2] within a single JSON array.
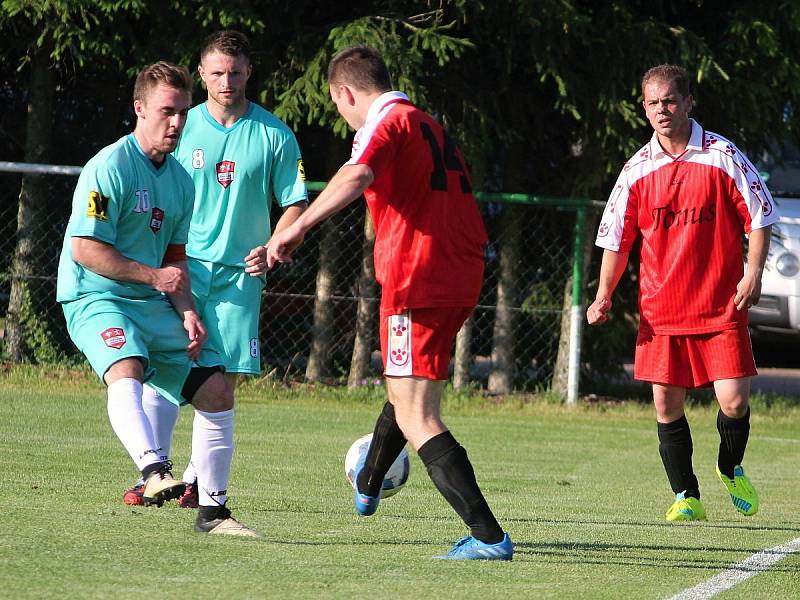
[[101, 327, 126, 350], [216, 160, 235, 188], [386, 313, 412, 375], [150, 207, 164, 234]]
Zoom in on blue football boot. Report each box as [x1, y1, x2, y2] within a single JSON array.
[[436, 533, 514, 561], [353, 454, 380, 516]]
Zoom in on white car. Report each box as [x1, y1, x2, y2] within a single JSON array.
[[748, 147, 800, 338]]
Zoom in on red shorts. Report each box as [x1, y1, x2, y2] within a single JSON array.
[[380, 307, 473, 380], [634, 327, 756, 388]]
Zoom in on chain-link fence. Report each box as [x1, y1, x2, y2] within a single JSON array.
[[0, 166, 589, 392]]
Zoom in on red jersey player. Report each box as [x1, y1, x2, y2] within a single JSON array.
[[266, 46, 512, 561], [588, 64, 777, 522]]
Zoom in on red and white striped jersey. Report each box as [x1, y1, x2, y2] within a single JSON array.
[[596, 119, 778, 334], [346, 92, 487, 314]]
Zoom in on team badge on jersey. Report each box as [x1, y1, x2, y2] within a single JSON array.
[[216, 160, 235, 188], [150, 207, 164, 234], [101, 327, 126, 350], [297, 159, 306, 182], [87, 191, 109, 221], [386, 313, 412, 376]]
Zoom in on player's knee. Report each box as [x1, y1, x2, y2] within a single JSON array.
[[719, 396, 749, 419], [104, 357, 146, 383], [183, 366, 234, 411]]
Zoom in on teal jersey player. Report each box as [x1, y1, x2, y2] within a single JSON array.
[[122, 32, 309, 509], [57, 133, 204, 402], [57, 133, 194, 302], [172, 100, 308, 376], [64, 62, 257, 536], [174, 102, 308, 267]]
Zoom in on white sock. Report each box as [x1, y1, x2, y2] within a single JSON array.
[[192, 408, 234, 507], [141, 385, 179, 462], [182, 461, 197, 484], [107, 378, 161, 471]]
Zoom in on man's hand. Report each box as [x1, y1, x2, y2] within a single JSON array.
[[734, 272, 762, 311], [244, 239, 304, 277], [587, 297, 612, 325], [265, 225, 305, 269], [182, 310, 207, 360], [152, 265, 187, 294]]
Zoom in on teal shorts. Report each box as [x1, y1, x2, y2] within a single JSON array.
[[190, 258, 264, 375], [62, 292, 222, 405]]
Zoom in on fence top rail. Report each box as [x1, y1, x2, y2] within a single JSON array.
[[308, 181, 602, 208], [0, 161, 82, 176], [0, 162, 603, 208]]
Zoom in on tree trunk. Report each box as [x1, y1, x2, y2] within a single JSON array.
[[488, 205, 522, 394], [550, 279, 573, 397], [551, 211, 598, 398], [6, 43, 55, 361], [348, 213, 378, 388], [305, 217, 339, 381], [453, 313, 475, 389]]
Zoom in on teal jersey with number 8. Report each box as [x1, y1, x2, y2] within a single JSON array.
[[173, 102, 308, 267]]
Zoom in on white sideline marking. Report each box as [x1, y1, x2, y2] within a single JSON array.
[[667, 537, 800, 599]]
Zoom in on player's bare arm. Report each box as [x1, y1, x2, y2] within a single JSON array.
[[734, 225, 772, 311], [244, 201, 308, 276], [162, 259, 207, 359], [587, 249, 630, 325], [71, 236, 187, 294], [266, 163, 374, 268]]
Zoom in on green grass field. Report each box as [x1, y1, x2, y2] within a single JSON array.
[[2, 366, 800, 599]]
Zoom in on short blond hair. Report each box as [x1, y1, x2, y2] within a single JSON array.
[[133, 61, 192, 103]]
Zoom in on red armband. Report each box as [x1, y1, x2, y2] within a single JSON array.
[[162, 244, 187, 264]]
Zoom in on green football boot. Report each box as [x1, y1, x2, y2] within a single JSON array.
[[717, 465, 759, 516], [665, 491, 707, 522]]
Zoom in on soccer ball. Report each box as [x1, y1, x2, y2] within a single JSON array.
[[345, 433, 410, 498]]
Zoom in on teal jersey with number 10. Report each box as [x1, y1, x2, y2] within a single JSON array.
[[57, 134, 194, 303], [173, 102, 308, 267]]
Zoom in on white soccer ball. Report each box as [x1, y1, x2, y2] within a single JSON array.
[[345, 433, 410, 498]]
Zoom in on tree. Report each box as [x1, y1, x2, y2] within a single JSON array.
[[3, 0, 800, 388], [0, 0, 148, 360], [347, 213, 378, 388]]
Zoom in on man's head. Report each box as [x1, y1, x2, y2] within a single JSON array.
[[641, 64, 693, 145], [198, 30, 252, 111], [327, 46, 392, 130], [132, 61, 192, 158]]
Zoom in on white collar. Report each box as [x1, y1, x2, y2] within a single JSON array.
[[364, 91, 409, 124], [649, 118, 704, 158]]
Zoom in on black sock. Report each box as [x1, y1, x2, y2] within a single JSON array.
[[418, 431, 504, 545], [657, 416, 700, 499], [717, 408, 750, 479], [198, 503, 230, 521], [357, 402, 408, 497]]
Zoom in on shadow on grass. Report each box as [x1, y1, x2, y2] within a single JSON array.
[[255, 505, 800, 536], [503, 515, 800, 534], [513, 540, 800, 572]]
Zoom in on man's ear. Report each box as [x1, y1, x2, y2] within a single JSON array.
[[133, 99, 145, 118], [343, 85, 357, 106]]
